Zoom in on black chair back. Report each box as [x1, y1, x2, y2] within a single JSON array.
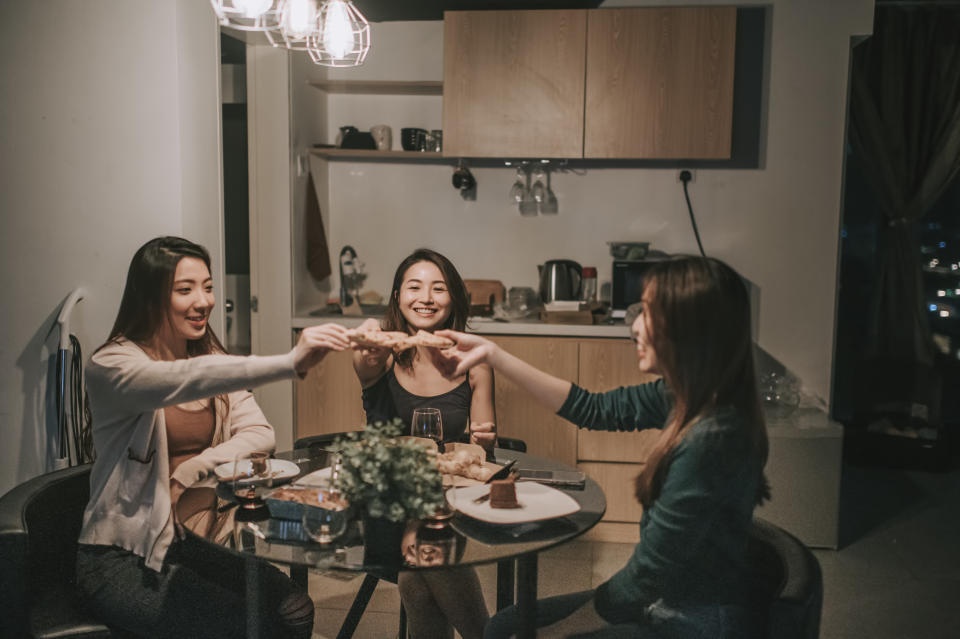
[[294, 432, 356, 451], [296, 432, 527, 454], [0, 464, 116, 638], [748, 518, 824, 639]]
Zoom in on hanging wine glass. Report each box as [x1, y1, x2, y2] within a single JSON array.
[[531, 167, 546, 205], [508, 167, 526, 205], [519, 168, 538, 217]]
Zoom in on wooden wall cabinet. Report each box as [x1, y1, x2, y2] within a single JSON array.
[[584, 7, 736, 159], [442, 10, 587, 159], [442, 7, 736, 160]]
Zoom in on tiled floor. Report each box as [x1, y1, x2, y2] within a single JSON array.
[[308, 457, 960, 638]]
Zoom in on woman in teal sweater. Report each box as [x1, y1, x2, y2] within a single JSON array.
[[433, 256, 770, 638]]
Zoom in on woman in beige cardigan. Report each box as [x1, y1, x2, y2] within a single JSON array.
[[76, 236, 349, 639]]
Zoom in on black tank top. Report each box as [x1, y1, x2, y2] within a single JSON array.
[[361, 366, 472, 443]]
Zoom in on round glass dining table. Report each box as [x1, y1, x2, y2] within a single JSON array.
[[206, 446, 606, 639]]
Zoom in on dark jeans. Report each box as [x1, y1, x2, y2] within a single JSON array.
[[484, 590, 759, 639], [76, 535, 312, 639]]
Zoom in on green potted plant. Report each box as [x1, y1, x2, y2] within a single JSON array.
[[333, 419, 445, 566]]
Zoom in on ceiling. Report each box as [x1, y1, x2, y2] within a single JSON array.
[[352, 1, 604, 22]]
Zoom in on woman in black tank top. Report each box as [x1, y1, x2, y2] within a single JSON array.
[[353, 248, 496, 450], [350, 248, 495, 639]]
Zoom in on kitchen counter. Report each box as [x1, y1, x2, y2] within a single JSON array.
[[293, 314, 633, 339]]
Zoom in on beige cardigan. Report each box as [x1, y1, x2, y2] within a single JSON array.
[[79, 339, 298, 571]]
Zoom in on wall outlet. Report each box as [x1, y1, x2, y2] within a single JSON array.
[[676, 169, 696, 183]]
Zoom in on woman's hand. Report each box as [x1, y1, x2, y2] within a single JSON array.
[[431, 330, 499, 378], [469, 421, 497, 451], [293, 323, 351, 376], [351, 318, 390, 367], [435, 329, 573, 413]]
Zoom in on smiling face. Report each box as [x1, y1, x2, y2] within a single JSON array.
[[158, 257, 214, 353], [631, 287, 661, 375], [397, 260, 451, 331]]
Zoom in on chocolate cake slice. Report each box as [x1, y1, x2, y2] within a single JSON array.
[[489, 477, 521, 509]]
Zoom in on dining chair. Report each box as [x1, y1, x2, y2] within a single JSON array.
[[0, 464, 122, 638], [747, 517, 823, 639], [565, 518, 823, 639], [293, 432, 351, 451], [494, 436, 527, 453]]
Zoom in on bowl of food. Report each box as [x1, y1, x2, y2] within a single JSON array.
[[265, 486, 351, 522], [607, 241, 650, 261]]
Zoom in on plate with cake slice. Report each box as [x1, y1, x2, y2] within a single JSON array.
[[447, 480, 581, 524]]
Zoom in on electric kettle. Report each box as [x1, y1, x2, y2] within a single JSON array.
[[538, 260, 582, 303]]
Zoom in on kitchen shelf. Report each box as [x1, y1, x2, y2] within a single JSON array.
[[308, 80, 443, 95], [309, 148, 449, 162]]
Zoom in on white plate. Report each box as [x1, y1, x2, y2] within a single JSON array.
[[293, 466, 333, 487], [448, 482, 581, 525], [213, 458, 300, 485]]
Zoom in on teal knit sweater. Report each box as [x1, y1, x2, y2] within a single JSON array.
[[557, 379, 763, 623]]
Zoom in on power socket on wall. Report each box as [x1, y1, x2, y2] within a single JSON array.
[[676, 169, 696, 183]]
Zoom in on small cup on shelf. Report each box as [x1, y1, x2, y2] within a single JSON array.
[[400, 128, 427, 151]]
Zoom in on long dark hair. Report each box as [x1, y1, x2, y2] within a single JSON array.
[[100, 236, 229, 433], [104, 236, 226, 356], [634, 256, 770, 507], [383, 248, 470, 369]]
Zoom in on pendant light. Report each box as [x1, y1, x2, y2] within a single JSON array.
[[266, 0, 319, 51], [209, 0, 282, 31], [307, 0, 371, 67]]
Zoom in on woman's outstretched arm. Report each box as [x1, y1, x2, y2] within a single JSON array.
[[433, 331, 572, 413]]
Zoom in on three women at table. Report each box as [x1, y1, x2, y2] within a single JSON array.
[[434, 256, 770, 639], [351, 247, 494, 639], [77, 236, 351, 639]]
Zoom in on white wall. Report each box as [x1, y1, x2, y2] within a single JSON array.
[[0, 1, 223, 493], [292, 0, 874, 406]]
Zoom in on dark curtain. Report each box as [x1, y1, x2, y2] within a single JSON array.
[[849, 5, 960, 367]]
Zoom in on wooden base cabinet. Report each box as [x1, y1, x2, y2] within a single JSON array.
[[577, 339, 660, 463], [487, 336, 580, 466], [578, 461, 645, 523], [294, 349, 366, 440], [576, 338, 660, 541]]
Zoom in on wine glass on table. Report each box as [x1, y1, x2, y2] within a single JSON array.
[[231, 452, 272, 513], [411, 407, 444, 453]]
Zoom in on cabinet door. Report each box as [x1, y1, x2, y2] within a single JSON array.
[[295, 349, 366, 440], [578, 461, 645, 523], [577, 338, 661, 463], [584, 7, 736, 159], [488, 336, 579, 465], [442, 10, 587, 158]]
